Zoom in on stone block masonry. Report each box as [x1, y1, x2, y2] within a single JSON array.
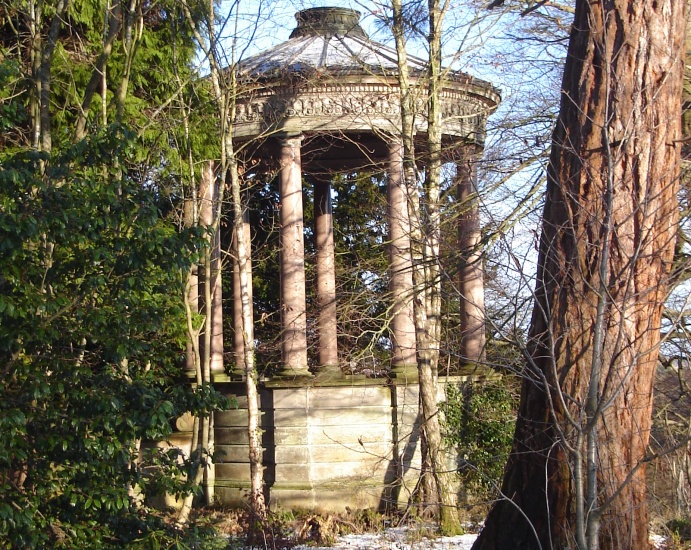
[[210, 375, 481, 513]]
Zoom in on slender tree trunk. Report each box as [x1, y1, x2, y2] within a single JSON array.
[[425, 0, 462, 533], [38, 0, 69, 153], [114, 0, 142, 124], [199, 162, 216, 505], [390, 0, 461, 533], [176, 415, 202, 527], [425, 0, 444, 364], [26, 0, 68, 154], [75, 0, 122, 140], [177, 156, 204, 528], [28, 0, 41, 150], [179, 0, 266, 518], [182, 102, 200, 377], [390, 0, 427, 498], [229, 156, 265, 519], [473, 1, 685, 549], [232, 202, 253, 377], [226, 57, 264, 514]]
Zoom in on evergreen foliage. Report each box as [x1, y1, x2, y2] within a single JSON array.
[[443, 381, 517, 499], [0, 0, 229, 544], [0, 124, 230, 547]]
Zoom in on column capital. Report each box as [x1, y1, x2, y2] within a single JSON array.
[[276, 132, 304, 145], [447, 142, 482, 164], [379, 130, 403, 144]]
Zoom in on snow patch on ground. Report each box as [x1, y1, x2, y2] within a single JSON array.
[[650, 533, 668, 549], [293, 528, 669, 549], [293, 527, 477, 550]]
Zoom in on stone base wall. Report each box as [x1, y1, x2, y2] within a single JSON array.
[[213, 388, 256, 506], [265, 382, 392, 511], [206, 374, 478, 513]]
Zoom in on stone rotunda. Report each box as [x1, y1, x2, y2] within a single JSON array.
[[192, 7, 501, 511]]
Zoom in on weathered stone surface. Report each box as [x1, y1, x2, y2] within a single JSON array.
[[273, 442, 391, 464], [395, 385, 421, 432], [214, 485, 252, 508], [215, 427, 250, 445], [215, 444, 253, 463], [215, 463, 252, 481], [222, 395, 249, 408], [271, 406, 391, 427], [269, 487, 381, 513], [215, 409, 259, 426], [175, 412, 195, 432], [233, 82, 497, 145], [205, 376, 487, 512], [271, 385, 390, 409], [273, 424, 392, 446], [274, 460, 389, 483]]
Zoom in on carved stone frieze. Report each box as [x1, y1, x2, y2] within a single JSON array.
[[233, 81, 495, 143], [234, 88, 399, 122]]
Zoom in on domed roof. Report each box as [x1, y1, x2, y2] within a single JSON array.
[[233, 6, 500, 149], [239, 7, 428, 79]]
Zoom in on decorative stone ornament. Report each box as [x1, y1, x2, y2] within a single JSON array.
[[290, 7, 367, 39]]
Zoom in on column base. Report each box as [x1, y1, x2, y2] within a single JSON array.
[[271, 367, 313, 382], [314, 365, 344, 381], [442, 362, 499, 381], [211, 372, 246, 383], [226, 365, 247, 380], [389, 363, 418, 383]]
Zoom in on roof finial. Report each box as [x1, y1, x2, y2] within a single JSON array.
[[290, 7, 367, 39]]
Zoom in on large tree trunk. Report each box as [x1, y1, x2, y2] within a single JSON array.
[[473, 1, 685, 549]]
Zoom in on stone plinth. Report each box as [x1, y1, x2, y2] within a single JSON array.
[[209, 374, 493, 513], [213, 383, 268, 506], [264, 382, 391, 511]]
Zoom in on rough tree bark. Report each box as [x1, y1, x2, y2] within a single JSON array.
[[473, 0, 685, 549]]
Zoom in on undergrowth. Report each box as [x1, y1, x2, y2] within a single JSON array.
[[186, 506, 447, 549]]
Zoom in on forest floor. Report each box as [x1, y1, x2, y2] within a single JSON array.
[[200, 508, 672, 549], [203, 508, 481, 549], [291, 528, 670, 550], [291, 527, 477, 549]]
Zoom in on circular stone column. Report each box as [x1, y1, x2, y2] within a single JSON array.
[[278, 134, 310, 378], [314, 176, 340, 376]]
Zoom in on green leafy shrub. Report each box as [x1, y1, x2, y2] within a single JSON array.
[[667, 518, 691, 547], [442, 380, 518, 499], [0, 129, 229, 548]]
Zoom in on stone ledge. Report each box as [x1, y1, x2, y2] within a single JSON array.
[[264, 374, 387, 389]]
